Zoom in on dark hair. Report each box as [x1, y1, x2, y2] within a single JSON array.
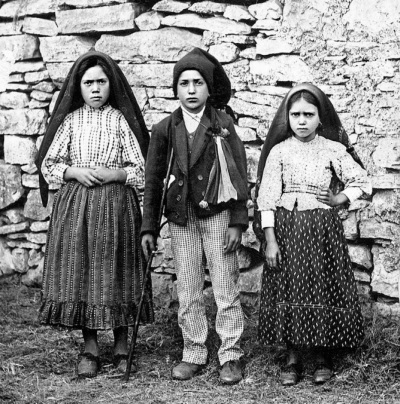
[[287, 90, 320, 115], [72, 56, 115, 109]]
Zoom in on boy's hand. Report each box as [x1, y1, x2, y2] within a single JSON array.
[[141, 234, 156, 261], [224, 226, 242, 253], [64, 167, 103, 187]]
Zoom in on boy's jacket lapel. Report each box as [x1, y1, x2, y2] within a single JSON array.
[[190, 109, 211, 169], [172, 108, 188, 176]]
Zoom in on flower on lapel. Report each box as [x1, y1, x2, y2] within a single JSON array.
[[206, 122, 230, 139]]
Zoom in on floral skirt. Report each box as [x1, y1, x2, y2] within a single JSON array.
[[39, 181, 154, 330], [258, 207, 363, 349]]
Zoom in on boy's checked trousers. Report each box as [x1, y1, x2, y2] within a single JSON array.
[[169, 203, 244, 366]]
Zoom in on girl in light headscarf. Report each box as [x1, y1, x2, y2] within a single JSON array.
[[256, 83, 371, 386]]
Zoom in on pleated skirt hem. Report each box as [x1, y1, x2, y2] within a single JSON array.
[[39, 298, 153, 330]]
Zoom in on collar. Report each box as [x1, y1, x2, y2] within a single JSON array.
[[291, 134, 319, 145], [181, 105, 206, 122], [82, 102, 111, 112]]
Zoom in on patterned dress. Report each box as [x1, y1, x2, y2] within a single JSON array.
[[39, 103, 153, 330], [257, 135, 371, 348]]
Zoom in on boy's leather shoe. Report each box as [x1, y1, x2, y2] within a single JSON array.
[[313, 364, 333, 384], [172, 361, 203, 380], [220, 360, 243, 384]]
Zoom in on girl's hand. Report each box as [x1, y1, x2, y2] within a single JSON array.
[[317, 187, 349, 207], [224, 226, 242, 253], [93, 167, 127, 184], [265, 240, 282, 269], [64, 167, 103, 187]]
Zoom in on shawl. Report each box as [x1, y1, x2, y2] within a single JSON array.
[[253, 83, 364, 240], [35, 50, 149, 207]]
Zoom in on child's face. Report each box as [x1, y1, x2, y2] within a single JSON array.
[[80, 65, 110, 109], [177, 70, 209, 113], [288, 98, 320, 142]]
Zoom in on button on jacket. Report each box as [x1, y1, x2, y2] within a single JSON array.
[[141, 104, 249, 236]]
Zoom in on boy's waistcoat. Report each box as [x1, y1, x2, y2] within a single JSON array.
[[141, 104, 248, 236]]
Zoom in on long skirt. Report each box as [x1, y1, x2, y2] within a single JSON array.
[[258, 207, 363, 349], [39, 181, 154, 330]]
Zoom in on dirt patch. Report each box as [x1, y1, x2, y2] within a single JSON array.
[[1, 277, 400, 404]]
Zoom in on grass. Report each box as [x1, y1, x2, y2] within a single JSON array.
[[1, 276, 400, 404]]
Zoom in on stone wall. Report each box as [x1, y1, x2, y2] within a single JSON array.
[[0, 0, 399, 316]]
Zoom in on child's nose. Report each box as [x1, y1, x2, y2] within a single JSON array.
[[92, 82, 100, 92], [188, 82, 195, 93]]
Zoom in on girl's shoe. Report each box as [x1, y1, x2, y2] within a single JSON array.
[[280, 362, 303, 386], [77, 352, 100, 378], [313, 364, 333, 384], [312, 350, 333, 384], [113, 354, 137, 374]]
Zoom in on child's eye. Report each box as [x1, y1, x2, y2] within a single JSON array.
[[195, 80, 204, 86], [179, 81, 188, 86], [291, 112, 299, 117], [305, 113, 315, 117]]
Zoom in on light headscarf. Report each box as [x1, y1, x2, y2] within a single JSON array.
[[253, 83, 364, 240]]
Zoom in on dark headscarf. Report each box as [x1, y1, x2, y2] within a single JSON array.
[[253, 83, 364, 240], [35, 51, 150, 207], [172, 47, 232, 110]]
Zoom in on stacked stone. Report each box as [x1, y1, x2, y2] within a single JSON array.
[[0, 0, 399, 315]]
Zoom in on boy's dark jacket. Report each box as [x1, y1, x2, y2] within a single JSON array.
[[141, 104, 249, 236]]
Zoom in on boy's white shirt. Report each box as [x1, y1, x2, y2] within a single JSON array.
[[181, 105, 206, 133]]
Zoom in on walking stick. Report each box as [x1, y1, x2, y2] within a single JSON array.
[[123, 148, 174, 382]]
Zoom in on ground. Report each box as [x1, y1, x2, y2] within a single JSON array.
[[1, 277, 400, 404]]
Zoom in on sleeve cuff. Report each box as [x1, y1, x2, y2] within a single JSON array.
[[123, 166, 144, 188], [44, 163, 69, 184], [341, 187, 363, 204], [261, 210, 275, 228]]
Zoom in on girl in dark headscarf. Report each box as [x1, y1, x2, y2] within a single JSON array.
[[36, 51, 153, 378], [256, 83, 371, 386]]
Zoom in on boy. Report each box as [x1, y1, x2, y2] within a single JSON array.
[[141, 48, 248, 384]]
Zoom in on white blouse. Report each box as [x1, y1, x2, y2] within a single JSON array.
[[41, 103, 145, 188], [257, 135, 371, 228]]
